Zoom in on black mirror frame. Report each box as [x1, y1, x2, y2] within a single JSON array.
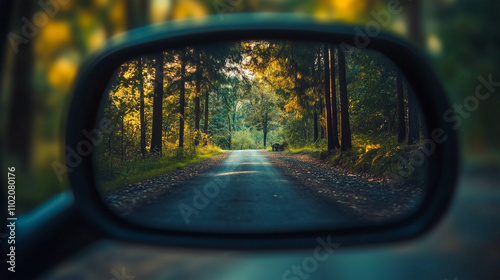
[[66, 13, 459, 250]]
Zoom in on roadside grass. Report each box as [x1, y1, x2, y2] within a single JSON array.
[[97, 144, 223, 192], [285, 134, 426, 180], [328, 135, 403, 177], [286, 145, 323, 153]]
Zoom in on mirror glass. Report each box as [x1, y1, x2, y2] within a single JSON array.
[[93, 40, 429, 233]]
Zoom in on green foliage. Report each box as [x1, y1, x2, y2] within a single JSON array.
[[283, 132, 426, 182], [231, 130, 257, 149], [346, 48, 400, 135], [282, 112, 316, 147], [327, 133, 425, 181]]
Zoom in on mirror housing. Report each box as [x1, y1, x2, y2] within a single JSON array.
[[66, 13, 458, 249]]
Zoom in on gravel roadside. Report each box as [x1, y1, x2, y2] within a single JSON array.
[[102, 151, 230, 214], [263, 150, 425, 222]]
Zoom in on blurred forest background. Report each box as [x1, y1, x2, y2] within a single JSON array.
[[1, 0, 498, 212]]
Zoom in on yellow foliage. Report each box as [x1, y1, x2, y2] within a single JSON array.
[[284, 96, 304, 119], [78, 10, 95, 29], [48, 57, 77, 91], [315, 0, 371, 23], [88, 28, 107, 51], [34, 21, 71, 58], [427, 34, 443, 55], [93, 0, 110, 8], [58, 0, 75, 11], [110, 0, 126, 33], [173, 0, 208, 19], [365, 143, 381, 153], [150, 0, 172, 23], [33, 139, 60, 169]]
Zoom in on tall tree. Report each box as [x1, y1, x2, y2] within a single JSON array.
[[204, 85, 209, 142], [312, 50, 319, 143], [404, 0, 423, 47], [323, 44, 336, 150], [407, 87, 420, 144], [337, 47, 352, 151], [6, 2, 35, 169], [137, 58, 147, 157], [319, 97, 325, 139], [150, 52, 164, 154], [194, 49, 202, 146], [125, 0, 150, 28], [263, 112, 269, 148], [313, 106, 319, 142], [202, 52, 214, 141], [120, 114, 125, 162], [404, 0, 421, 144], [330, 46, 340, 148], [396, 72, 406, 143], [124, 0, 151, 157], [179, 49, 186, 148]]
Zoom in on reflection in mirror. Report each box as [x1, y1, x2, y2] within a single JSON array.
[[94, 40, 429, 233]]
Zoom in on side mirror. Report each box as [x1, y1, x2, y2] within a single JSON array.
[[66, 13, 458, 249]]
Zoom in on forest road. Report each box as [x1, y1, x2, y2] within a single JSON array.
[[125, 149, 351, 232]]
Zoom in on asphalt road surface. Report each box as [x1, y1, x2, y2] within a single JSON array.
[[126, 150, 351, 233]]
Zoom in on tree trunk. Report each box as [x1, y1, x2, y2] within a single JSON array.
[[138, 58, 146, 157], [396, 73, 406, 143], [6, 2, 35, 169], [315, 47, 325, 140], [232, 108, 236, 133], [319, 95, 325, 139], [179, 50, 186, 148], [404, 0, 422, 145], [121, 114, 124, 163], [194, 49, 202, 146], [304, 123, 308, 141], [330, 46, 340, 148], [125, 0, 149, 28], [203, 52, 210, 140], [263, 129, 268, 148], [150, 52, 164, 154], [323, 44, 335, 151], [337, 47, 352, 151], [408, 86, 420, 144], [227, 115, 232, 150], [204, 86, 209, 145], [404, 0, 423, 47], [313, 50, 319, 143], [107, 129, 113, 158], [313, 106, 318, 143], [263, 112, 268, 148]]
